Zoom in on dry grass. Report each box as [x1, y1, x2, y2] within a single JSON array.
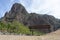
[[0, 29, 60, 40]]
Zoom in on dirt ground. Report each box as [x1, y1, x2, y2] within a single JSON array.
[[0, 29, 60, 40]]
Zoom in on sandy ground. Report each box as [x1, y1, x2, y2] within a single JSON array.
[[0, 29, 60, 40]]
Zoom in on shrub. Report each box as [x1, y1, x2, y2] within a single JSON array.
[[0, 21, 45, 35], [6, 21, 31, 35], [33, 31, 45, 36], [0, 21, 7, 32]]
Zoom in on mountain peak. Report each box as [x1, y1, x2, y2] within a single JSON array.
[[12, 3, 23, 10], [13, 3, 22, 6], [2, 3, 60, 31], [10, 3, 28, 14]]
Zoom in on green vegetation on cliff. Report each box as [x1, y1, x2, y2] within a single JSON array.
[[0, 21, 31, 35], [0, 21, 45, 35]]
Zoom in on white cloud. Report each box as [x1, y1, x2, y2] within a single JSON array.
[[18, 0, 32, 13], [29, 0, 50, 13], [19, 0, 60, 18]]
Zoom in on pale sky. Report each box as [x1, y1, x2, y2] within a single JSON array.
[[0, 0, 60, 19]]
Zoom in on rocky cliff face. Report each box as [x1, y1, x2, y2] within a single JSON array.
[[2, 3, 60, 31], [2, 3, 29, 24]]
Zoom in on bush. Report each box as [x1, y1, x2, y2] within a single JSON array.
[[0, 21, 31, 35], [0, 21, 45, 35], [0, 21, 7, 32], [7, 21, 31, 35], [32, 31, 45, 36]]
